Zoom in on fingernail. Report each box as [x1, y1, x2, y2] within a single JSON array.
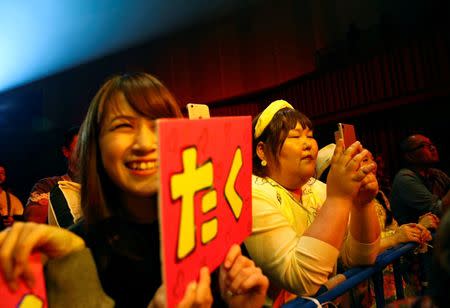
[[183, 282, 195, 296]]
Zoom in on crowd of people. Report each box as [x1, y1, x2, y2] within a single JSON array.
[[0, 72, 448, 307]]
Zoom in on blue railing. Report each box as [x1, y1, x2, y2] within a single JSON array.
[[283, 242, 418, 307]]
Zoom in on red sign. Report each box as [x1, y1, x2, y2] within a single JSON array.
[[0, 253, 47, 308], [158, 116, 252, 307]]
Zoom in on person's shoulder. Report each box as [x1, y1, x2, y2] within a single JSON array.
[[310, 179, 326, 191], [32, 175, 66, 190], [303, 178, 326, 196], [252, 175, 276, 192], [393, 168, 418, 181], [252, 175, 282, 202], [429, 168, 449, 178], [53, 180, 81, 194], [398, 168, 416, 175], [303, 179, 327, 205], [8, 192, 23, 205], [252, 174, 270, 187], [69, 219, 87, 239]]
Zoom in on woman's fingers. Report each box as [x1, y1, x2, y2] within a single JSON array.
[[11, 223, 49, 287], [13, 224, 48, 268], [334, 144, 376, 183], [224, 255, 264, 295], [228, 267, 254, 294], [223, 244, 241, 270], [228, 255, 253, 284], [195, 267, 212, 306], [238, 267, 268, 294], [178, 267, 212, 308], [331, 139, 345, 165], [178, 281, 198, 308], [402, 224, 431, 243], [0, 222, 85, 292], [340, 142, 363, 167], [401, 226, 420, 243], [347, 149, 368, 170], [149, 285, 166, 308], [0, 222, 48, 290], [0, 222, 25, 284], [359, 172, 377, 186]]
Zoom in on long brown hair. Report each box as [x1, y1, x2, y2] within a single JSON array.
[[77, 72, 183, 226], [252, 107, 312, 177]]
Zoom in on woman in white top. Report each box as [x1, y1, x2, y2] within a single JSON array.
[[244, 100, 381, 304]]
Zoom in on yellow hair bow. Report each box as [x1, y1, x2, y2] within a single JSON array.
[[254, 100, 294, 138]]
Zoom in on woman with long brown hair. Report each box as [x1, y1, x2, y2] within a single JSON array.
[[0, 73, 268, 307]]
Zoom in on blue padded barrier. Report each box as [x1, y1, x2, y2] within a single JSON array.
[[283, 242, 417, 307]]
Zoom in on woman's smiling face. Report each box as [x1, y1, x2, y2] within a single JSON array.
[[99, 92, 159, 199]]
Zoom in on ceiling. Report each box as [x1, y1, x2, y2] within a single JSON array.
[[0, 0, 252, 94]]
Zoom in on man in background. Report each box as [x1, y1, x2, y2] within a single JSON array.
[[391, 134, 450, 225], [0, 164, 24, 230], [390, 133, 449, 295], [24, 126, 79, 223]]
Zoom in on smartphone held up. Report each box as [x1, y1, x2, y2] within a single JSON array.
[[186, 103, 210, 119], [335, 123, 357, 149]]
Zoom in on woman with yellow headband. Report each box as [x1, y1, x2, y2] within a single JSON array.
[[244, 100, 381, 305]]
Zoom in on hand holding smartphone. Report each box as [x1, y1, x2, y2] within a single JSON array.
[[335, 123, 357, 149], [186, 103, 210, 119]]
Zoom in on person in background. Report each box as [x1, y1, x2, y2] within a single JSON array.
[[0, 164, 24, 230], [315, 143, 335, 181], [430, 208, 450, 307], [356, 152, 435, 306], [24, 126, 79, 223], [374, 153, 392, 197], [47, 177, 82, 228], [244, 100, 380, 306], [387, 210, 450, 308], [0, 72, 268, 308], [390, 134, 449, 295], [391, 134, 450, 225]]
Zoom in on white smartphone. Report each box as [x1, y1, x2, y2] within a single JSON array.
[[335, 123, 357, 149], [186, 103, 210, 119]]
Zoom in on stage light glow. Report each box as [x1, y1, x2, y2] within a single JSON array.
[[0, 0, 243, 93]]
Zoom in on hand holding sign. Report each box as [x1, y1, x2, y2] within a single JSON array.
[[219, 244, 269, 308], [0, 253, 46, 308], [0, 223, 85, 296], [158, 117, 252, 307]]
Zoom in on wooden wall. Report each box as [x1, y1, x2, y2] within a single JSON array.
[[0, 0, 448, 201]]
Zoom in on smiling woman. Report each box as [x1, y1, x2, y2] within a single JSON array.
[[78, 74, 182, 225], [0, 72, 269, 308]]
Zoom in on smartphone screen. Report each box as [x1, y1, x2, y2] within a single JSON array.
[[186, 103, 210, 119], [336, 123, 357, 149]]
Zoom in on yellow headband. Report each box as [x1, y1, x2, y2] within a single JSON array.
[[254, 100, 294, 138]]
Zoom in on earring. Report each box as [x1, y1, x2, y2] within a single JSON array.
[[261, 160, 267, 167]]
